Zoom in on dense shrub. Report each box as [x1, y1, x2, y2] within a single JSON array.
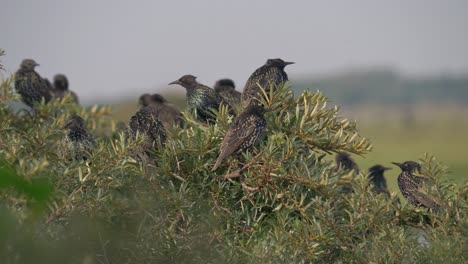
[[0, 69, 466, 263]]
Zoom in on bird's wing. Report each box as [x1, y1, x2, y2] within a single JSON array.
[[412, 190, 441, 210], [219, 118, 257, 159]]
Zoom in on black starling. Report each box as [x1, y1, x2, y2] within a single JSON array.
[[169, 75, 232, 124], [212, 104, 267, 171], [392, 161, 441, 210], [62, 114, 96, 161], [335, 152, 360, 173], [125, 106, 167, 161], [214, 78, 241, 109], [368, 165, 392, 198], [53, 74, 79, 104], [150, 94, 184, 130], [14, 59, 52, 107], [241, 58, 294, 107]]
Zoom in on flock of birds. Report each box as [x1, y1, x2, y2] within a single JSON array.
[[13, 58, 442, 211]]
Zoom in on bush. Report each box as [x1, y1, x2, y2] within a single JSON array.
[[0, 69, 466, 263]]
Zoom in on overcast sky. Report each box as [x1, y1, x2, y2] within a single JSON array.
[[1, 0, 467, 103]]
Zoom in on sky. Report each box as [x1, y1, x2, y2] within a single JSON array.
[[1, 0, 467, 103]]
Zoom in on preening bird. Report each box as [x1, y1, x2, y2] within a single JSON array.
[[214, 78, 241, 110]]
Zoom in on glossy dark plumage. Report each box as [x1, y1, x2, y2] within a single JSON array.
[[335, 153, 360, 173], [169, 75, 231, 123], [125, 106, 167, 160], [241, 58, 294, 107], [14, 59, 52, 107], [214, 79, 241, 109], [62, 114, 96, 160], [53, 74, 79, 104], [212, 104, 267, 171], [368, 165, 392, 198], [392, 161, 440, 210]]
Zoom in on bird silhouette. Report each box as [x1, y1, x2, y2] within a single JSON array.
[[14, 59, 52, 108], [62, 114, 96, 161]]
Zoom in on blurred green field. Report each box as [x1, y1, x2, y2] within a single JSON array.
[[110, 98, 467, 197]]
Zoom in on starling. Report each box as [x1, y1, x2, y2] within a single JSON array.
[[368, 165, 392, 198], [214, 78, 241, 109], [169, 75, 234, 123], [53, 74, 79, 104], [62, 114, 96, 161], [392, 161, 441, 210], [241, 58, 294, 107], [138, 93, 152, 107], [335, 152, 360, 173], [212, 104, 267, 171], [149, 94, 184, 130], [125, 106, 167, 161], [14, 59, 52, 108]]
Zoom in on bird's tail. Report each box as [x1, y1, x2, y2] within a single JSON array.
[[212, 157, 223, 171]]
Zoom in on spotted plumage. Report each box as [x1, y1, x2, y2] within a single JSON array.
[[53, 74, 79, 104], [125, 106, 167, 161], [212, 104, 267, 171], [392, 161, 441, 210], [169, 75, 232, 124], [241, 58, 294, 107], [14, 59, 52, 107], [214, 79, 241, 109], [62, 114, 96, 161]]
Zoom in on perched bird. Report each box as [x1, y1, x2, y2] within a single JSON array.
[[169, 75, 232, 123], [62, 114, 96, 161], [212, 104, 267, 171], [53, 74, 79, 104], [368, 165, 392, 198], [150, 94, 184, 130], [14, 59, 52, 108], [214, 78, 241, 109], [392, 161, 441, 210], [241, 58, 294, 107], [335, 153, 360, 173], [334, 152, 359, 193], [125, 106, 167, 161]]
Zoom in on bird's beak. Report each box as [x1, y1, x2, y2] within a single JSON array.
[[168, 80, 179, 85], [285, 61, 295, 65], [391, 162, 401, 168]]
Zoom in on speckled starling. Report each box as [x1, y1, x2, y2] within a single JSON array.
[[169, 75, 232, 123], [241, 58, 294, 107], [368, 165, 392, 198], [392, 161, 441, 210], [214, 78, 241, 109], [125, 106, 167, 161], [212, 104, 267, 171], [335, 152, 360, 173], [53, 74, 79, 104], [62, 114, 96, 161], [14, 59, 52, 107]]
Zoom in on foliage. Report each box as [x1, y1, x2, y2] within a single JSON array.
[[0, 70, 466, 263]]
